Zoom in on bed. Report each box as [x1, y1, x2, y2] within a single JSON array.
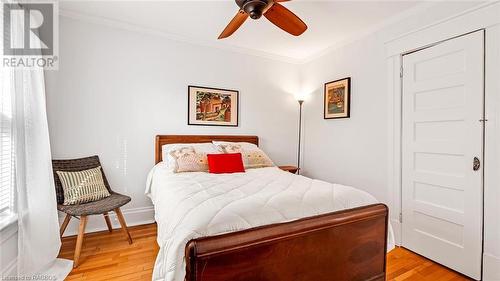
[[146, 135, 394, 281]]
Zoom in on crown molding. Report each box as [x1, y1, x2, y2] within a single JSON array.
[[59, 8, 303, 65], [59, 1, 486, 66]]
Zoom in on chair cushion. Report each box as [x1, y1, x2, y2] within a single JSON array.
[[56, 166, 111, 205], [57, 192, 131, 216], [52, 156, 112, 205]]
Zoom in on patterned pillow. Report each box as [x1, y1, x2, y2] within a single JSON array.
[[213, 142, 274, 169], [217, 143, 243, 154], [242, 150, 274, 169], [169, 146, 209, 173], [56, 166, 111, 205], [161, 143, 219, 169]]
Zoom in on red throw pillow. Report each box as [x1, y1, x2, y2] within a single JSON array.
[[207, 153, 245, 174]]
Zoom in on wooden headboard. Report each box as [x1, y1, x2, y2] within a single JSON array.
[[155, 135, 259, 164]]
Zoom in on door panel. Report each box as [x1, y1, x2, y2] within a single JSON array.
[[402, 30, 484, 280]]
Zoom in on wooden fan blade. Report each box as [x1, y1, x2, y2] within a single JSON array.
[[264, 3, 307, 36], [218, 10, 249, 39]]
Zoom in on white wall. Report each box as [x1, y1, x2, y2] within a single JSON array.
[[299, 1, 483, 203], [44, 16, 301, 235], [300, 2, 500, 279], [300, 33, 388, 202], [484, 23, 500, 281]]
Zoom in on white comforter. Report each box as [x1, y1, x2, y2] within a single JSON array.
[[146, 163, 395, 281]]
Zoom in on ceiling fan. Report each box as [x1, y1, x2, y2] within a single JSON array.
[[218, 0, 307, 39]]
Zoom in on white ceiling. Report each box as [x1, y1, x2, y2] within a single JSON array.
[[59, 1, 426, 62]]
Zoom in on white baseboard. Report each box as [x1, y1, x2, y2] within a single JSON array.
[[390, 218, 402, 246], [483, 253, 500, 281], [59, 206, 155, 237]]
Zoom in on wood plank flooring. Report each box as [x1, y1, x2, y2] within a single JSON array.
[[386, 246, 472, 281], [59, 223, 472, 281]]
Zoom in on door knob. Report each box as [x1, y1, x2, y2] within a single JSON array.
[[473, 157, 481, 171]]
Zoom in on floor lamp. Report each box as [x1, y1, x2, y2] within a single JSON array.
[[297, 99, 304, 175]]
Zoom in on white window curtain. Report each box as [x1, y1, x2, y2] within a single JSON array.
[[0, 2, 15, 221], [1, 4, 72, 279], [0, 63, 14, 217]]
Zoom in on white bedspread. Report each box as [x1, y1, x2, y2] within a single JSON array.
[[146, 163, 395, 281]]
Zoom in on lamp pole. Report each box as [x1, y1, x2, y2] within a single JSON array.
[[297, 100, 304, 175]]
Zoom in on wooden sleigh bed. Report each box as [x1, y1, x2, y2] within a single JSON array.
[[155, 135, 389, 281]]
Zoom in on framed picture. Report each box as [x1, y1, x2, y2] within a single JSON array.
[[324, 77, 351, 119], [188, 85, 239, 126]]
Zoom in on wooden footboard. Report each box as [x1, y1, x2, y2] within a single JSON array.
[[185, 204, 388, 281]]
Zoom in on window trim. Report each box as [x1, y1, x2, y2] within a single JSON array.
[[0, 211, 17, 231]]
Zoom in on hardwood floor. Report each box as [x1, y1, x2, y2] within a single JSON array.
[[59, 223, 472, 281], [59, 223, 158, 280], [386, 247, 472, 281]]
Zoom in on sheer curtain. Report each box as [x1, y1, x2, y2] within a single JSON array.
[[14, 69, 72, 279], [3, 4, 72, 279]]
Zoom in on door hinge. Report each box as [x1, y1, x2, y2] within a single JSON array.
[[400, 66, 404, 78], [399, 212, 403, 223]]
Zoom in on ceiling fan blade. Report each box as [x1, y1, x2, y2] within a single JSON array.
[[218, 10, 249, 39], [264, 3, 307, 36], [275, 0, 291, 2]]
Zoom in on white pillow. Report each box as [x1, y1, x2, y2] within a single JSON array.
[[212, 141, 274, 169], [212, 141, 258, 151], [162, 143, 220, 170]]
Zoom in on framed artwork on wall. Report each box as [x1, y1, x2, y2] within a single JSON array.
[[324, 77, 351, 119], [188, 85, 239, 126]]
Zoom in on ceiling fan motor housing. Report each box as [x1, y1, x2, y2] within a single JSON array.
[[236, 0, 270, 19]]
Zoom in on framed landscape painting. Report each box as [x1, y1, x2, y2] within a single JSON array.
[[188, 85, 239, 126], [324, 77, 351, 119]]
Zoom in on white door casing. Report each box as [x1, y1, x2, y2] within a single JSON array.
[[401, 30, 484, 280]]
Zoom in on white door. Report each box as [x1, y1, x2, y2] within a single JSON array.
[[402, 30, 484, 280]]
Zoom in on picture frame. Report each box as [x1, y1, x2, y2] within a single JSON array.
[[324, 77, 351, 119], [188, 85, 239, 127]]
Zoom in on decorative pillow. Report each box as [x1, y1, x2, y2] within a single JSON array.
[[217, 143, 243, 153], [212, 141, 274, 169], [207, 153, 245, 174], [161, 143, 219, 169], [56, 166, 111, 205], [169, 146, 209, 173]]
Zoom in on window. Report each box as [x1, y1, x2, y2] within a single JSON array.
[[0, 67, 14, 216]]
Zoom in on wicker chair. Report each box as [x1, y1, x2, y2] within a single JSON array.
[[52, 155, 133, 268]]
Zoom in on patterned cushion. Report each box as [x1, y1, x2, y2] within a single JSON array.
[[169, 146, 209, 173], [162, 143, 219, 169], [217, 143, 243, 153], [214, 142, 274, 169], [56, 166, 111, 205], [242, 150, 274, 169]]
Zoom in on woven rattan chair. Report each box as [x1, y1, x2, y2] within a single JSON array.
[[52, 155, 133, 267]]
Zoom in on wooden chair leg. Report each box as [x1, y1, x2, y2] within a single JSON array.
[[103, 212, 113, 232], [114, 208, 132, 244], [60, 214, 71, 238], [73, 215, 88, 268]]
